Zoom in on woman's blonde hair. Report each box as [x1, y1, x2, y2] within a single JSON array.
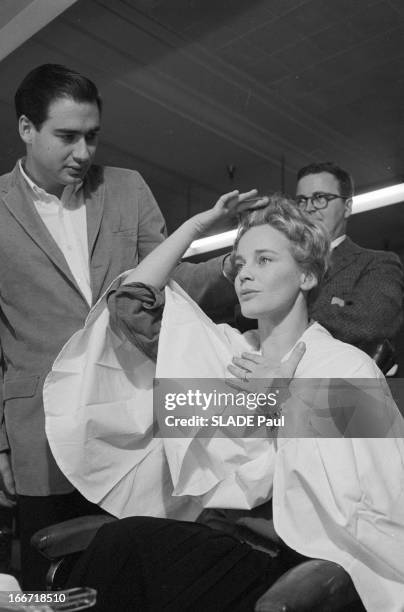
[[232, 193, 330, 283]]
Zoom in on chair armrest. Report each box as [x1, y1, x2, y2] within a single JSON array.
[[254, 558, 361, 612], [31, 515, 118, 560], [361, 339, 396, 375]]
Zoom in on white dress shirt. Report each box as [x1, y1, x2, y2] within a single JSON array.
[[330, 234, 346, 250], [19, 160, 92, 305]]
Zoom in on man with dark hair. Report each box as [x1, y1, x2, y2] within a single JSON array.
[[14, 63, 103, 129], [295, 161, 403, 350], [0, 63, 236, 588]]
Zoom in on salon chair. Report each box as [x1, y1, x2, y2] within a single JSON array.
[[254, 558, 364, 611], [31, 515, 117, 589], [31, 514, 365, 611]]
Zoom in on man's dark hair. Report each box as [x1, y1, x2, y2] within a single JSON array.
[[15, 64, 102, 129], [297, 161, 354, 198]]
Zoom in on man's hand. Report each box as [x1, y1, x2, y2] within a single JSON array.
[[226, 341, 306, 394], [0, 452, 16, 508]]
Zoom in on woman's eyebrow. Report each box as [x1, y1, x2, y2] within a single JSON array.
[[234, 248, 278, 259], [254, 248, 278, 255]]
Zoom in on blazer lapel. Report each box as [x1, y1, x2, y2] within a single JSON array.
[[86, 178, 105, 257], [1, 175, 80, 290], [325, 237, 358, 283], [85, 172, 106, 302]]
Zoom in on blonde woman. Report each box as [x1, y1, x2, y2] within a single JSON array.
[[63, 190, 404, 612]]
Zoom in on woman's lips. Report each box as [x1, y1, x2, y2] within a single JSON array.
[[239, 290, 259, 300]]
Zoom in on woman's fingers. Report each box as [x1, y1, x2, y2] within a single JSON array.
[[220, 190, 240, 203], [241, 352, 265, 364], [234, 195, 269, 215], [228, 355, 266, 379], [238, 189, 258, 201], [231, 353, 276, 373], [213, 189, 268, 220], [281, 342, 306, 379], [220, 189, 261, 213], [232, 354, 262, 371], [216, 190, 240, 211], [227, 363, 250, 379]]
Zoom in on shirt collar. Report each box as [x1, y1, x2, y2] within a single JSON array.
[[18, 159, 82, 199], [331, 234, 346, 251], [19, 159, 41, 195]]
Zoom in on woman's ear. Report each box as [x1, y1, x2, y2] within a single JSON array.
[[300, 271, 317, 291]]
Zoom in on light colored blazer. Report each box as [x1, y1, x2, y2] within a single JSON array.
[[0, 162, 232, 495]]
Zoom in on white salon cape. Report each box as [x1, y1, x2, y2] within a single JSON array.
[[44, 280, 404, 612]]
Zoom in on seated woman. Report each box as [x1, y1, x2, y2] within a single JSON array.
[[48, 190, 404, 611]]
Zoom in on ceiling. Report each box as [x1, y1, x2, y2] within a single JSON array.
[[0, 0, 404, 248]]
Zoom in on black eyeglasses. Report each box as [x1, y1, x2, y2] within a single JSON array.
[[295, 192, 349, 211]]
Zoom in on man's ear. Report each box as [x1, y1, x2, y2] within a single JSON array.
[[300, 271, 317, 291], [344, 197, 353, 219], [18, 115, 36, 145]]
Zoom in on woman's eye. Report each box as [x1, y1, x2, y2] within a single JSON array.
[[258, 256, 271, 265]]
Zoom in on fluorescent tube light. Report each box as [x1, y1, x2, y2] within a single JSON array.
[[352, 183, 404, 213], [183, 229, 237, 258]]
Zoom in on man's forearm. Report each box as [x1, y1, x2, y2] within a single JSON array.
[[174, 255, 237, 319]]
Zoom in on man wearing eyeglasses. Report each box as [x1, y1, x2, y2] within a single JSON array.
[[295, 161, 403, 353]]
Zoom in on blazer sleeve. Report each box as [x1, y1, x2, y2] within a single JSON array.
[[310, 251, 404, 346], [172, 258, 237, 321], [135, 174, 167, 259], [135, 174, 237, 320]]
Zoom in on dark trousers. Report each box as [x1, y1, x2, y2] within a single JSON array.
[[18, 490, 106, 590], [68, 516, 292, 612]]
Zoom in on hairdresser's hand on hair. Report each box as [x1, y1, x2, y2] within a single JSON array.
[[226, 342, 306, 394], [191, 189, 268, 237]]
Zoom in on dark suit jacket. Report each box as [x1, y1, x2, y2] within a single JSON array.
[[309, 237, 404, 348], [0, 162, 234, 495]]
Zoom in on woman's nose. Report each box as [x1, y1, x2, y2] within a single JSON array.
[[238, 265, 254, 281]]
